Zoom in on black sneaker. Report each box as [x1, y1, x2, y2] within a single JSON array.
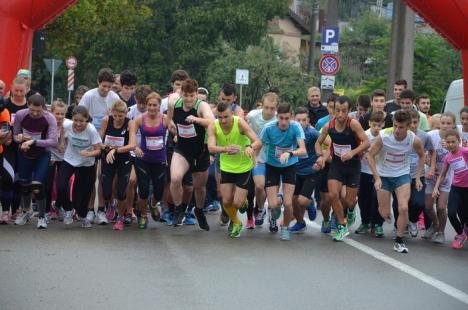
[[124, 214, 132, 226], [269, 218, 278, 233], [194, 208, 210, 231], [173, 206, 185, 227]]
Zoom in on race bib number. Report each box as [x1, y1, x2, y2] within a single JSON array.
[[104, 135, 125, 147], [275, 146, 292, 158], [333, 143, 351, 157], [145, 136, 164, 151], [71, 136, 90, 149], [384, 152, 406, 165], [23, 129, 42, 141], [449, 156, 467, 173], [177, 124, 197, 138]]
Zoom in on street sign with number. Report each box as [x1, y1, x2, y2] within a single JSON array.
[[319, 54, 340, 75]]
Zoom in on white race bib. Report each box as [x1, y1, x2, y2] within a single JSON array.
[[145, 136, 164, 151], [449, 156, 467, 173], [177, 124, 197, 138], [93, 115, 104, 129], [333, 143, 352, 157], [23, 129, 42, 141], [384, 152, 406, 165], [275, 146, 292, 158], [104, 135, 125, 147]]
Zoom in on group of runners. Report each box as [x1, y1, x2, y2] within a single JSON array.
[[0, 68, 467, 254]]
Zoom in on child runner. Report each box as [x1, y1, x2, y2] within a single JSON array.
[[432, 129, 468, 249], [56, 106, 102, 227]]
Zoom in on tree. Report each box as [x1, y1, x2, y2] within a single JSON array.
[[205, 38, 315, 110], [33, 0, 289, 101]]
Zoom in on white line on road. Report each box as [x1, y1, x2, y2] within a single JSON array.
[[305, 220, 468, 306]]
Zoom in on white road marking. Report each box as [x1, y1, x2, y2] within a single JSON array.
[[305, 219, 468, 306]]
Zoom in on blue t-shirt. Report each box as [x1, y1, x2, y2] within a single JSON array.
[[260, 121, 305, 167], [315, 115, 330, 131], [296, 126, 320, 175]]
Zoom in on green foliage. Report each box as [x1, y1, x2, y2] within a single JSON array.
[[337, 10, 461, 113], [33, 0, 288, 102], [205, 39, 315, 110]]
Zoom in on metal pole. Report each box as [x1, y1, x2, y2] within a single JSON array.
[[67, 90, 71, 106], [51, 59, 55, 103], [308, 0, 319, 75], [240, 85, 243, 107]]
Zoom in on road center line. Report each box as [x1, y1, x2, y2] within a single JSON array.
[[304, 219, 468, 306]]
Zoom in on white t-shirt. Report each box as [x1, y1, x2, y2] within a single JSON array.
[[247, 109, 276, 163], [427, 129, 453, 185], [160, 96, 169, 114], [457, 125, 468, 146], [360, 129, 379, 174], [63, 121, 102, 167], [377, 128, 415, 177], [79, 88, 120, 130], [127, 105, 144, 157]]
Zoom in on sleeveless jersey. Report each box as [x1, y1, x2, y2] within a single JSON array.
[[377, 128, 415, 177], [104, 116, 130, 161], [173, 98, 206, 156], [214, 116, 253, 173], [139, 113, 167, 164], [328, 116, 360, 163]]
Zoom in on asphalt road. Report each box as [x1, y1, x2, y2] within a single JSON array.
[[0, 211, 467, 310]]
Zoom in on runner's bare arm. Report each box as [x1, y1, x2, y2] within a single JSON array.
[[99, 116, 109, 149], [426, 149, 436, 179], [367, 136, 383, 184], [350, 119, 370, 156], [195, 101, 215, 128], [413, 137, 426, 191], [432, 163, 449, 198]]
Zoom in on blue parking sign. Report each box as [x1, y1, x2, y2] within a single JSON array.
[[321, 27, 339, 54]]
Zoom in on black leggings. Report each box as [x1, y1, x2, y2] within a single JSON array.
[[45, 161, 62, 213], [447, 185, 468, 235], [101, 158, 132, 201], [1, 150, 21, 214], [56, 161, 95, 218], [135, 159, 165, 201]]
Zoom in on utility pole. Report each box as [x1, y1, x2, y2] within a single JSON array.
[[387, 0, 415, 98], [307, 0, 319, 75], [321, 0, 338, 101]]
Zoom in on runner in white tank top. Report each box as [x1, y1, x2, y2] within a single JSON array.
[[367, 111, 425, 254]]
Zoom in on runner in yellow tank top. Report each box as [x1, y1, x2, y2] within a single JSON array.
[[207, 102, 261, 238]]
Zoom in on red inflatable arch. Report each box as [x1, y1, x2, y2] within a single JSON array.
[[0, 0, 77, 90], [405, 0, 467, 105]]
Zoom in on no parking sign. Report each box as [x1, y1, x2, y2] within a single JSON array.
[[319, 54, 340, 76]]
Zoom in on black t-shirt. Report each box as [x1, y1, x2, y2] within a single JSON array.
[[359, 111, 394, 131], [384, 100, 400, 114], [307, 104, 328, 127], [119, 93, 136, 108]]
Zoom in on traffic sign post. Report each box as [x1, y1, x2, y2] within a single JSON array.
[[235, 69, 249, 107], [65, 56, 78, 105], [321, 27, 339, 54], [319, 54, 340, 76], [43, 58, 62, 104]]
